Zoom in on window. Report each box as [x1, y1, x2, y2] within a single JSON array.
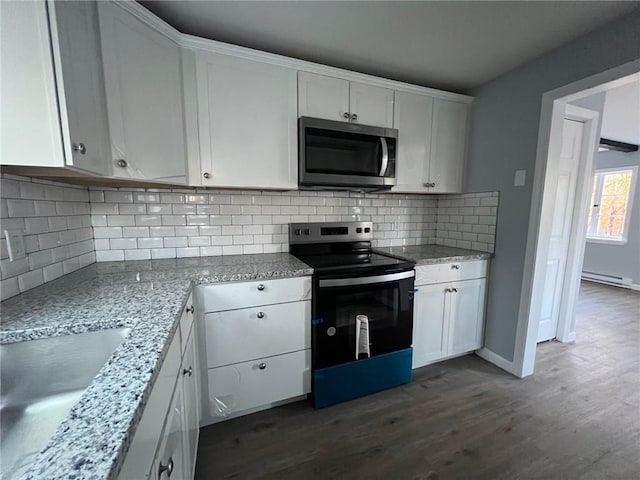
[[586, 166, 637, 243]]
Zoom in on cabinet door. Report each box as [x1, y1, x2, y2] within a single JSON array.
[[207, 349, 311, 420], [298, 71, 349, 122], [205, 300, 311, 368], [428, 98, 468, 193], [48, 0, 110, 175], [448, 278, 486, 356], [349, 82, 394, 128], [412, 283, 448, 368], [181, 327, 200, 480], [1, 1, 65, 167], [153, 384, 188, 480], [196, 52, 297, 189], [98, 2, 187, 183], [391, 91, 433, 193]]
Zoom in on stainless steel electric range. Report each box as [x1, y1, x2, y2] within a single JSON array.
[[289, 221, 416, 408]]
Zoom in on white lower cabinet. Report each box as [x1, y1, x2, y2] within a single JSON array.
[[447, 279, 486, 356], [208, 350, 311, 417], [412, 262, 487, 369], [118, 294, 198, 480], [199, 277, 312, 424], [153, 385, 188, 480]]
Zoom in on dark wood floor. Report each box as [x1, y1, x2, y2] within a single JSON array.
[[196, 282, 640, 479]]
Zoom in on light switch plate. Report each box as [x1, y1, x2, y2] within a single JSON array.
[[4, 230, 26, 261], [514, 170, 526, 187]]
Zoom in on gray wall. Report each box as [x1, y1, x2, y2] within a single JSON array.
[[464, 9, 640, 361], [582, 150, 640, 285]]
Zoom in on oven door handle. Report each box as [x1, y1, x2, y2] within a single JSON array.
[[379, 137, 389, 177], [318, 270, 414, 288]]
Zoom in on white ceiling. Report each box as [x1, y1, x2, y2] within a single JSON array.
[[601, 80, 640, 145], [139, 1, 638, 93]]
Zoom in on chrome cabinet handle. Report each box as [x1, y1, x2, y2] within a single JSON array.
[[445, 288, 452, 293], [351, 113, 358, 121], [203, 172, 210, 179], [424, 182, 436, 188], [72, 143, 86, 155], [257, 284, 265, 291], [452, 288, 458, 293], [116, 159, 127, 168], [451, 264, 460, 270], [158, 457, 174, 478], [342, 112, 350, 119], [258, 362, 267, 370], [256, 311, 265, 319], [183, 366, 193, 377], [186, 305, 194, 314]]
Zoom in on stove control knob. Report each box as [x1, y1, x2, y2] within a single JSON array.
[[294, 229, 301, 235], [364, 227, 371, 233], [304, 228, 310, 235], [356, 227, 362, 233]]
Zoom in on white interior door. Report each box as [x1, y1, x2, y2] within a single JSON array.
[[537, 118, 584, 342]]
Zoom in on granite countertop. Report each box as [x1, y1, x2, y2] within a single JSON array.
[[376, 244, 492, 265], [0, 253, 313, 480]]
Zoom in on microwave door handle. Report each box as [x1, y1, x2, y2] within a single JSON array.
[[379, 137, 389, 176]]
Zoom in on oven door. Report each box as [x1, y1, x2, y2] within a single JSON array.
[[312, 270, 414, 369], [299, 117, 397, 189]]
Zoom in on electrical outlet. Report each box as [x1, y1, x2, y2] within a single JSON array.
[[4, 230, 26, 261]]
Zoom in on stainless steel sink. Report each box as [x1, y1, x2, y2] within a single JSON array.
[[0, 327, 131, 479]]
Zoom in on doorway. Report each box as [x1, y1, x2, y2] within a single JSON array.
[[513, 63, 640, 378]]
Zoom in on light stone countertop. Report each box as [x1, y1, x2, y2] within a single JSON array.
[[376, 244, 492, 265], [0, 253, 313, 480]]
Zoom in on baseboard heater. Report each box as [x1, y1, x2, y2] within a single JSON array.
[[581, 271, 632, 288]]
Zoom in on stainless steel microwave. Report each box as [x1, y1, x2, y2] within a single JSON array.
[[298, 117, 398, 191]]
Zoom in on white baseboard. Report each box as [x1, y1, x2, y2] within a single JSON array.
[[475, 347, 519, 377]]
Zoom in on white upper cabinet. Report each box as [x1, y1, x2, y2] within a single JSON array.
[[429, 98, 469, 193], [298, 72, 394, 127], [349, 82, 394, 128], [1, 1, 110, 174], [392, 93, 469, 194], [392, 91, 433, 193], [194, 51, 298, 189], [49, 0, 111, 176], [98, 2, 187, 183], [1, 1, 64, 167], [298, 72, 350, 122]]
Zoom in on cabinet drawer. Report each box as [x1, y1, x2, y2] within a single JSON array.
[[201, 276, 312, 313], [205, 300, 311, 368], [415, 260, 487, 285], [207, 349, 311, 418]]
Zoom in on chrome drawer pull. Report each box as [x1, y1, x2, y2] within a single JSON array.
[[256, 311, 265, 319], [258, 362, 267, 370], [451, 264, 460, 270], [257, 284, 265, 291], [158, 457, 174, 478]]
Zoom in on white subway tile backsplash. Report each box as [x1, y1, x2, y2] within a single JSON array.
[[435, 192, 499, 253], [1, 174, 500, 301], [96, 250, 124, 262], [138, 237, 164, 249], [105, 191, 133, 203], [124, 249, 151, 261]]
